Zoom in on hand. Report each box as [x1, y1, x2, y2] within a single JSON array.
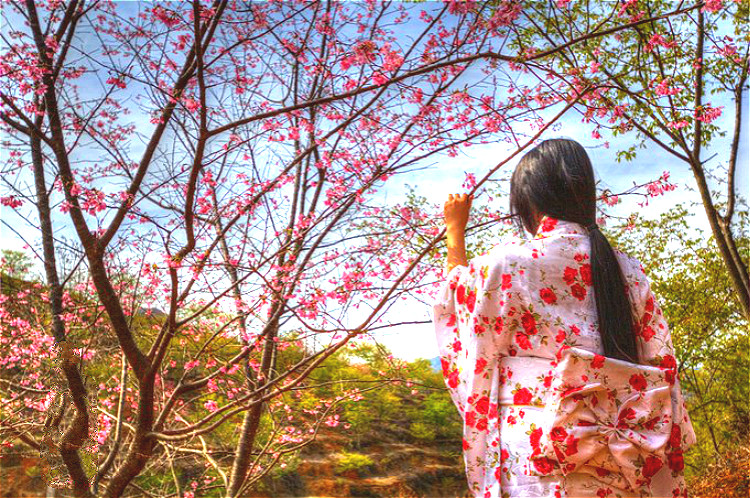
[[443, 193, 473, 232]]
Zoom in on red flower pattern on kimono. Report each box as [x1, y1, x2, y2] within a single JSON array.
[[433, 215, 696, 498], [540, 287, 557, 304]]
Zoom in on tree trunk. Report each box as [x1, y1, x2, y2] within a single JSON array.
[[226, 314, 280, 498], [30, 120, 93, 498]]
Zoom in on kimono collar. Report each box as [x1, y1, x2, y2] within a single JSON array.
[[533, 214, 589, 239]]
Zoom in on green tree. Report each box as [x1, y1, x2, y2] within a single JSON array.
[[1, 249, 34, 279]]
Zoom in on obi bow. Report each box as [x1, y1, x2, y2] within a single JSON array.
[[528, 347, 677, 493]]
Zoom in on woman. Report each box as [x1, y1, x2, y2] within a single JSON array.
[[433, 139, 696, 498]]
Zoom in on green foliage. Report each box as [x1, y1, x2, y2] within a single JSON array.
[[334, 451, 374, 475], [344, 399, 377, 446], [1, 250, 33, 279], [409, 421, 437, 441], [269, 452, 301, 479], [407, 392, 462, 441]]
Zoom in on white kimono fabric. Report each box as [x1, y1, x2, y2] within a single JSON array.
[[432, 215, 697, 498]]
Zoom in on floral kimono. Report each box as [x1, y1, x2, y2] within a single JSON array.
[[432, 215, 696, 498]]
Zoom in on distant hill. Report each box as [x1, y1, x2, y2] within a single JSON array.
[[137, 306, 166, 317]]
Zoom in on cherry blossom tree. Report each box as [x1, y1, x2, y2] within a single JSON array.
[[0, 1, 712, 497]]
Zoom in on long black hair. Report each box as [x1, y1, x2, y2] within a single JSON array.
[[509, 138, 639, 363]]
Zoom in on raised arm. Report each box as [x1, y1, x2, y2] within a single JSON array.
[[443, 193, 472, 274]]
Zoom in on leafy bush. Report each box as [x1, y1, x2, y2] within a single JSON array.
[[409, 421, 437, 441], [334, 452, 374, 475]]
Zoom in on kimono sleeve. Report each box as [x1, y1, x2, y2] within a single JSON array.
[[432, 254, 514, 497], [632, 267, 698, 454], [432, 254, 510, 410]]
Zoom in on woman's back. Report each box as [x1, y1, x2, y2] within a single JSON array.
[[433, 214, 696, 498]]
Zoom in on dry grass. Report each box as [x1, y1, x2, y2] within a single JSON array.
[[690, 444, 749, 498]]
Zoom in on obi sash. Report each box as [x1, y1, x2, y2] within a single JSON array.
[[502, 348, 693, 494]]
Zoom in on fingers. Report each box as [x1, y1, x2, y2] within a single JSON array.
[[446, 193, 474, 203]]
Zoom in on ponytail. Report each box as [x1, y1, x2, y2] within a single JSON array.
[[511, 138, 641, 364], [587, 225, 639, 363]]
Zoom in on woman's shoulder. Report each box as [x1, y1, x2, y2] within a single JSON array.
[[462, 235, 544, 284], [480, 231, 584, 265], [476, 236, 650, 284], [468, 233, 649, 274], [474, 234, 532, 266]]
